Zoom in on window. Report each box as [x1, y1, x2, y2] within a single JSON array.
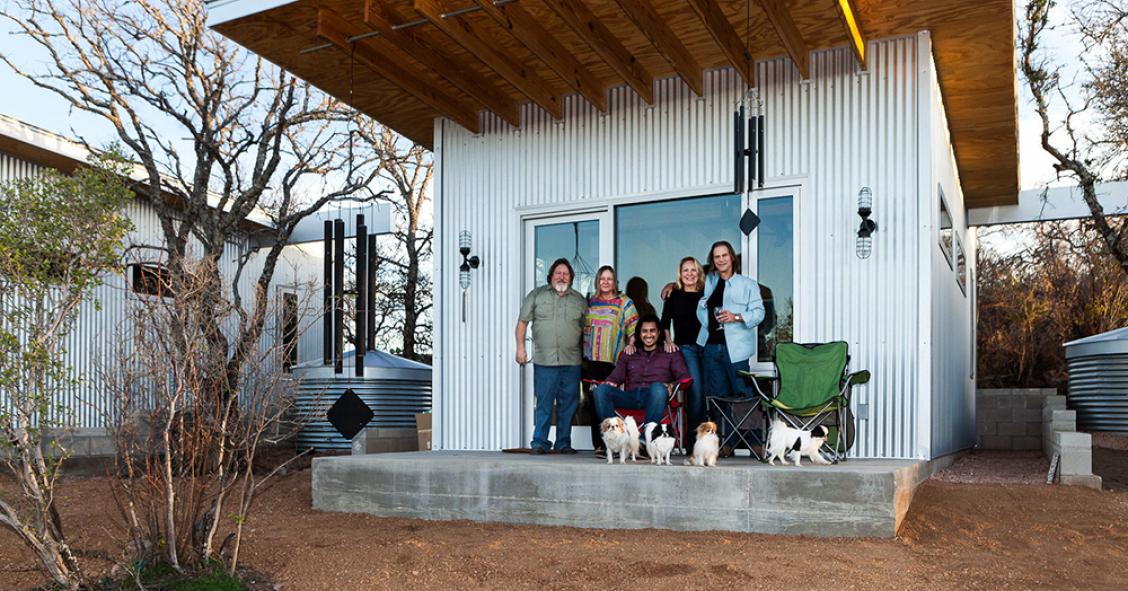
[[533, 220, 600, 297], [755, 196, 794, 362], [281, 292, 298, 372], [615, 194, 742, 322], [954, 233, 967, 296], [129, 263, 174, 298], [938, 188, 954, 269]]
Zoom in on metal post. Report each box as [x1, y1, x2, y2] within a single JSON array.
[[334, 218, 345, 374], [355, 215, 367, 377], [323, 220, 333, 365], [367, 233, 377, 351]]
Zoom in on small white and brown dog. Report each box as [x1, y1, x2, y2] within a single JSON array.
[[643, 422, 676, 466], [766, 419, 832, 466], [600, 415, 640, 464], [684, 421, 719, 467]]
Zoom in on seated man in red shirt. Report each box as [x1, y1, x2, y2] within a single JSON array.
[[593, 314, 690, 441]]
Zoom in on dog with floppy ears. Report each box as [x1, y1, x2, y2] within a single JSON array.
[[600, 415, 641, 464], [766, 419, 832, 466], [643, 422, 676, 465], [684, 421, 719, 467]]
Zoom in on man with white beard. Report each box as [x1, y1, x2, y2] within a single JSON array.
[[515, 258, 587, 454]]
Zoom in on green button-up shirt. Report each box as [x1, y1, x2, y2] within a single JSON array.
[[518, 285, 586, 366]]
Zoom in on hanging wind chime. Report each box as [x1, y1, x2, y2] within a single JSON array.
[[734, 0, 764, 237]]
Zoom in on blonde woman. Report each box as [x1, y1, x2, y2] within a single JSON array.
[[659, 256, 707, 447]]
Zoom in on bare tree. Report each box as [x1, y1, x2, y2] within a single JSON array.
[[1019, 0, 1128, 277], [355, 123, 434, 361], [0, 162, 133, 590]]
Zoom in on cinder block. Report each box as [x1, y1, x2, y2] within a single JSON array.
[[1043, 396, 1067, 411], [1024, 395, 1048, 409], [1026, 422, 1044, 436], [977, 421, 996, 436], [982, 435, 1012, 449], [1059, 474, 1102, 490], [1012, 436, 1042, 450], [981, 408, 1013, 424], [1056, 431, 1091, 448], [1014, 408, 1043, 423], [1060, 448, 1093, 476], [998, 422, 1028, 436]]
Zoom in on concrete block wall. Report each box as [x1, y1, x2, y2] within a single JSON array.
[[976, 388, 1056, 450], [1042, 395, 1102, 489]]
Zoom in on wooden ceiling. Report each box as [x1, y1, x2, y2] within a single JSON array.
[[212, 0, 1018, 207]]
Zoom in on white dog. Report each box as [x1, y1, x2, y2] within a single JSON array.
[[643, 422, 676, 465], [766, 419, 832, 466], [684, 421, 719, 467], [600, 416, 640, 464]]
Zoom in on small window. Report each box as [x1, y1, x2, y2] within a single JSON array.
[[129, 264, 174, 298], [938, 188, 953, 269], [954, 234, 967, 296]]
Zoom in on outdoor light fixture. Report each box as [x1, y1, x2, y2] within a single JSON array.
[[856, 187, 878, 259], [458, 230, 480, 289]]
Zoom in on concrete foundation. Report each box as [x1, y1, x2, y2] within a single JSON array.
[[312, 451, 939, 538]]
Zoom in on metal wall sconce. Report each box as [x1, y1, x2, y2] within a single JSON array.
[[856, 187, 878, 259], [459, 230, 480, 289]]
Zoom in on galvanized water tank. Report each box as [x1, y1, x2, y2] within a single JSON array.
[[1064, 327, 1128, 433], [293, 350, 432, 450]]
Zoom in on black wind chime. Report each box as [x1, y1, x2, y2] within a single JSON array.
[[732, 0, 764, 237]]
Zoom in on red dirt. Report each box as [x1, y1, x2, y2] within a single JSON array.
[[3, 462, 1128, 590]]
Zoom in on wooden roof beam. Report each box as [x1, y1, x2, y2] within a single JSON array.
[[612, 0, 703, 95], [414, 0, 563, 119], [364, 1, 521, 126], [758, 0, 810, 78], [472, 0, 608, 112], [834, 0, 867, 70], [316, 9, 482, 133], [541, 0, 655, 104], [685, 0, 754, 88]]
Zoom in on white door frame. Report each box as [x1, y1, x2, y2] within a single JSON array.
[[520, 209, 613, 449]]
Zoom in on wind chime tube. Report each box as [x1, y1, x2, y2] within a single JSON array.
[[749, 114, 758, 186], [733, 106, 744, 194], [356, 216, 367, 377], [757, 114, 765, 188], [367, 234, 377, 351], [323, 220, 333, 365], [334, 218, 345, 374]]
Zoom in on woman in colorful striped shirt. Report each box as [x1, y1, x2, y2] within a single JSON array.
[[583, 265, 638, 450]]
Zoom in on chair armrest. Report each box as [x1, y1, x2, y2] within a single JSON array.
[[736, 370, 777, 381], [845, 370, 871, 386]]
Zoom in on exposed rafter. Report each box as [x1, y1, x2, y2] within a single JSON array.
[[316, 9, 482, 133], [611, 0, 703, 96], [365, 1, 521, 126], [414, 0, 563, 119], [685, 0, 753, 88], [541, 0, 655, 104], [834, 0, 867, 70], [757, 0, 810, 78], [472, 0, 608, 112]]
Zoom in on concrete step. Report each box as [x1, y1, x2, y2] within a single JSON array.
[[313, 451, 931, 538]]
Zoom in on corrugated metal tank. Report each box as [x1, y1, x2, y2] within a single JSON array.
[[1065, 327, 1128, 433], [434, 35, 932, 458], [293, 350, 432, 450]]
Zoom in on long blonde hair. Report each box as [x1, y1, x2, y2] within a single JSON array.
[[675, 257, 705, 291]]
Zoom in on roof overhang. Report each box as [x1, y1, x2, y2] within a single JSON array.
[[207, 0, 1019, 208]]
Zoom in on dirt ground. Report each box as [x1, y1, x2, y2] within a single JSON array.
[[3, 453, 1128, 590]]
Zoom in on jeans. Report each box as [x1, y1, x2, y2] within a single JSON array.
[[532, 364, 581, 451], [679, 343, 706, 446], [592, 382, 668, 426], [703, 343, 755, 447]]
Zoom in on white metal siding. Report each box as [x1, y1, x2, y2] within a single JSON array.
[[436, 36, 933, 458], [926, 45, 976, 457], [0, 154, 322, 428]]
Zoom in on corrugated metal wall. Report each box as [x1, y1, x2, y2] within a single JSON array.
[[0, 152, 322, 428], [436, 35, 936, 458], [926, 42, 977, 457]]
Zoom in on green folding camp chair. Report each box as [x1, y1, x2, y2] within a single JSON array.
[[739, 341, 870, 462]]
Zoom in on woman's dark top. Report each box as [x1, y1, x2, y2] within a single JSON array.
[[706, 278, 727, 345], [660, 289, 703, 346]]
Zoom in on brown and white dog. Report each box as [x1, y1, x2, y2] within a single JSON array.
[[600, 416, 640, 464], [684, 421, 719, 467]]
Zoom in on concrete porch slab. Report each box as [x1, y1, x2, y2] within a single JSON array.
[[312, 451, 935, 538]]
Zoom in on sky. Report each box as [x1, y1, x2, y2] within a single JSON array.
[[0, 0, 1089, 193]]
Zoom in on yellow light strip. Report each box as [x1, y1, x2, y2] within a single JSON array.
[[837, 0, 866, 68]]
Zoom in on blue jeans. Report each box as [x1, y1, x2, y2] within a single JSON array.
[[532, 364, 581, 451], [702, 343, 753, 398], [593, 382, 668, 426], [679, 343, 706, 443]]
